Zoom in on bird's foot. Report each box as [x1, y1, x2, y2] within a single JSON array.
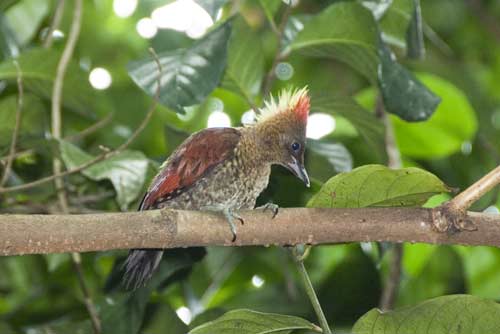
[[256, 202, 279, 219], [203, 205, 244, 242], [222, 207, 244, 242], [431, 202, 477, 234]]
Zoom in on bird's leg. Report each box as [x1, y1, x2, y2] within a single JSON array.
[[256, 202, 279, 219], [201, 205, 244, 242]]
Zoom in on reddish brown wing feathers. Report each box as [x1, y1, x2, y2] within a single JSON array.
[[139, 127, 241, 210]]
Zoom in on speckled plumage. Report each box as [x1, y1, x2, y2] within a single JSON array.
[[123, 88, 310, 289]]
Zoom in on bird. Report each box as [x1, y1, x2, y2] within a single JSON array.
[[123, 87, 311, 289]]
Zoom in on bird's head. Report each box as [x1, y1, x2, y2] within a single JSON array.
[[253, 87, 310, 187]]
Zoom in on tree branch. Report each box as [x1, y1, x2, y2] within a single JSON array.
[[0, 207, 499, 256]]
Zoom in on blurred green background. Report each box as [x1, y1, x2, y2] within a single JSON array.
[[0, 0, 499, 333]]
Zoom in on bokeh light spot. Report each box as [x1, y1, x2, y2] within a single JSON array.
[[306, 113, 336, 139], [89, 67, 112, 90]]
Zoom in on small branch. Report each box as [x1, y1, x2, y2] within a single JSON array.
[[49, 2, 100, 332], [447, 165, 500, 213], [0, 113, 113, 164], [51, 0, 82, 212], [65, 112, 114, 142], [0, 48, 161, 195], [0, 61, 23, 187], [44, 0, 66, 49], [71, 252, 101, 334], [292, 247, 332, 334], [261, 3, 292, 98], [1, 207, 500, 255], [379, 244, 403, 311]]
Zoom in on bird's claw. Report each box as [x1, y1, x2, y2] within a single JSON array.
[[222, 208, 244, 242], [258, 202, 279, 219]]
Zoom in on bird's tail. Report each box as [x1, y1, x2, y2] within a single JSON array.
[[122, 249, 163, 290]]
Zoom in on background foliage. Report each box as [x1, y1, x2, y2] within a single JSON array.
[[0, 0, 499, 333]]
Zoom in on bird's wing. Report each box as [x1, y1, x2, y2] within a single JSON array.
[[139, 127, 241, 210]]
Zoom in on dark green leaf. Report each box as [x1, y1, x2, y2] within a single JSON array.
[[372, 0, 413, 49], [0, 48, 100, 117], [311, 94, 385, 161], [308, 164, 450, 208], [128, 21, 231, 114], [291, 2, 379, 80], [391, 73, 477, 158], [189, 309, 319, 334], [353, 295, 500, 334], [406, 0, 425, 59], [59, 141, 149, 210], [377, 43, 440, 121], [221, 18, 264, 102]]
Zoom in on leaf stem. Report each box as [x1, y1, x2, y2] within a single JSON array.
[[292, 247, 332, 334]]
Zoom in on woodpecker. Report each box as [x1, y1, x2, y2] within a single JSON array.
[[123, 87, 310, 289]]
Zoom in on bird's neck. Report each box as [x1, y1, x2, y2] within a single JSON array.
[[235, 126, 272, 170]]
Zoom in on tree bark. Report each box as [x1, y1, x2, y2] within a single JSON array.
[[0, 208, 499, 256]]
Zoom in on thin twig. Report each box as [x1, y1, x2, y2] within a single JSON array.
[[51, 0, 83, 212], [0, 113, 113, 164], [0, 48, 161, 195], [0, 61, 23, 187], [292, 247, 331, 334], [261, 3, 292, 99], [379, 243, 403, 311], [71, 252, 102, 333], [447, 165, 500, 213], [49, 1, 101, 333], [44, 0, 66, 49]]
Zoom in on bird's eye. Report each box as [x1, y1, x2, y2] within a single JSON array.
[[291, 142, 301, 151]]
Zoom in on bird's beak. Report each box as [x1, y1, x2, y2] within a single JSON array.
[[285, 157, 310, 187]]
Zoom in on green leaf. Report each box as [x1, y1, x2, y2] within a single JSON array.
[[352, 295, 500, 334], [378, 43, 440, 121], [4, 0, 50, 46], [45, 253, 71, 272], [307, 139, 353, 173], [0, 13, 19, 60], [189, 309, 319, 334], [128, 21, 231, 114], [59, 141, 149, 210], [398, 246, 464, 306], [311, 94, 385, 161], [259, 0, 282, 29], [194, 0, 228, 20], [291, 2, 379, 80], [456, 246, 500, 299], [374, 0, 413, 49], [308, 164, 450, 208], [356, 73, 478, 158], [391, 73, 477, 158], [0, 94, 47, 152], [0, 48, 100, 117], [221, 18, 264, 102], [406, 0, 425, 59]]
